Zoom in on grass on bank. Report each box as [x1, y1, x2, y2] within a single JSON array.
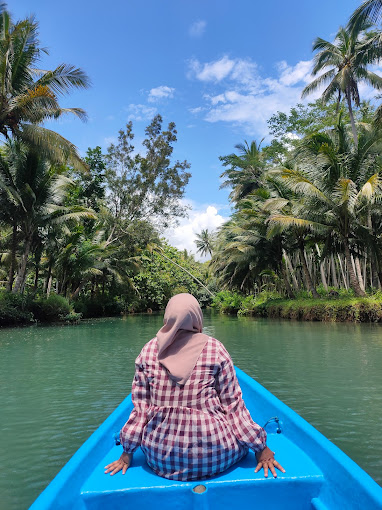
[[211, 289, 382, 322]]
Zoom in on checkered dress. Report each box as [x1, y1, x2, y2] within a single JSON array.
[[120, 336, 267, 481]]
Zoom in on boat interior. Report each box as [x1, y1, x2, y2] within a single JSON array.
[[81, 426, 326, 510]]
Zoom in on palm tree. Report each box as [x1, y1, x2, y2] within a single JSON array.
[[263, 181, 320, 298], [0, 6, 90, 168], [302, 23, 382, 146], [211, 184, 296, 297], [349, 1, 382, 31], [268, 120, 382, 297], [0, 141, 95, 292], [195, 229, 215, 257], [219, 140, 265, 205]]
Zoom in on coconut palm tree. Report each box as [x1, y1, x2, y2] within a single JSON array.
[[268, 120, 382, 297], [219, 140, 265, 205], [302, 23, 382, 146], [0, 6, 90, 168], [195, 229, 215, 257], [0, 141, 95, 292], [349, 0, 382, 31]]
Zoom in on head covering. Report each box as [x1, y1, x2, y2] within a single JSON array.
[[156, 293, 209, 385]]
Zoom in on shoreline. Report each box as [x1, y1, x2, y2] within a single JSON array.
[[236, 297, 382, 322]]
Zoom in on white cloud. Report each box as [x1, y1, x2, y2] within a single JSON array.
[[189, 20, 207, 38], [165, 203, 227, 261], [148, 85, 175, 102], [277, 60, 313, 86], [189, 106, 205, 114], [126, 104, 157, 121], [187, 56, 320, 136], [188, 55, 382, 138], [189, 56, 237, 82]]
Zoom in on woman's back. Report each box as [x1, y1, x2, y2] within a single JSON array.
[[121, 337, 264, 480]]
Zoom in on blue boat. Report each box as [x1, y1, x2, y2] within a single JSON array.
[[30, 367, 382, 510]]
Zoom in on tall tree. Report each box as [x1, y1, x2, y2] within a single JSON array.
[[349, 0, 382, 31], [106, 116, 191, 230], [0, 6, 90, 168], [219, 140, 265, 205], [268, 120, 382, 297], [302, 23, 382, 146], [0, 141, 94, 292], [195, 229, 215, 257]]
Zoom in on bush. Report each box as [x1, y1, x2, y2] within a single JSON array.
[[31, 294, 71, 322], [73, 295, 125, 318], [0, 290, 34, 326], [61, 311, 83, 323], [212, 291, 245, 314]]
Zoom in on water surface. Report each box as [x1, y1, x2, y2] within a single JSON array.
[[0, 313, 381, 510]]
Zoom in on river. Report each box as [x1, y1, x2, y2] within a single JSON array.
[[1, 313, 381, 509]]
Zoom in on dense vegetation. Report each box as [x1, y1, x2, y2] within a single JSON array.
[[3, 2, 382, 325], [203, 2, 382, 321], [0, 6, 208, 325]]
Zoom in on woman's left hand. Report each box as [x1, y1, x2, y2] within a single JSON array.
[[104, 452, 132, 475], [255, 446, 285, 478]]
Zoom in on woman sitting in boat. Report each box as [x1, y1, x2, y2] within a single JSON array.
[[105, 293, 285, 481]]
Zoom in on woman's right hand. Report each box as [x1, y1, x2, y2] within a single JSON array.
[[104, 452, 132, 475]]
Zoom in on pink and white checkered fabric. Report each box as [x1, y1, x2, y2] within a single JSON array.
[[120, 336, 267, 480]]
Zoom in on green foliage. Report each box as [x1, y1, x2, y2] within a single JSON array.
[[31, 294, 71, 322], [61, 311, 83, 323], [73, 295, 125, 318], [211, 291, 246, 314], [67, 146, 106, 211], [212, 289, 382, 322], [105, 116, 191, 227], [264, 296, 382, 322], [0, 291, 34, 325], [130, 243, 209, 312], [0, 5, 89, 169]]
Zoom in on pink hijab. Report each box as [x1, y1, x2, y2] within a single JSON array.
[[156, 293, 209, 385]]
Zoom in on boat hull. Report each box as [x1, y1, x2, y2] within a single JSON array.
[[29, 367, 382, 510]]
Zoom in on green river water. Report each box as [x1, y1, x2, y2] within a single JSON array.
[[1, 313, 382, 510]]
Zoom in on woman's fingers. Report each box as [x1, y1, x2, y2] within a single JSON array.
[[104, 461, 118, 473], [268, 462, 277, 478], [104, 457, 130, 476], [273, 460, 286, 473], [255, 458, 286, 478], [104, 460, 122, 475]]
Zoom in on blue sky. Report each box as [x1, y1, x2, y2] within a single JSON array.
[[13, 0, 364, 257]]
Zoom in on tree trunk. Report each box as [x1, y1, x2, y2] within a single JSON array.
[[331, 255, 339, 288], [44, 264, 52, 294], [6, 222, 17, 292], [281, 260, 295, 299], [337, 255, 348, 289], [315, 244, 328, 290], [72, 278, 88, 299], [346, 89, 358, 147], [354, 255, 365, 292], [343, 241, 366, 296], [299, 242, 319, 298], [47, 273, 53, 297], [12, 234, 32, 293], [282, 250, 299, 292], [34, 264, 39, 292]]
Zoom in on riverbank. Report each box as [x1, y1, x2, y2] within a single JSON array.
[[212, 290, 382, 322], [246, 296, 382, 322]]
